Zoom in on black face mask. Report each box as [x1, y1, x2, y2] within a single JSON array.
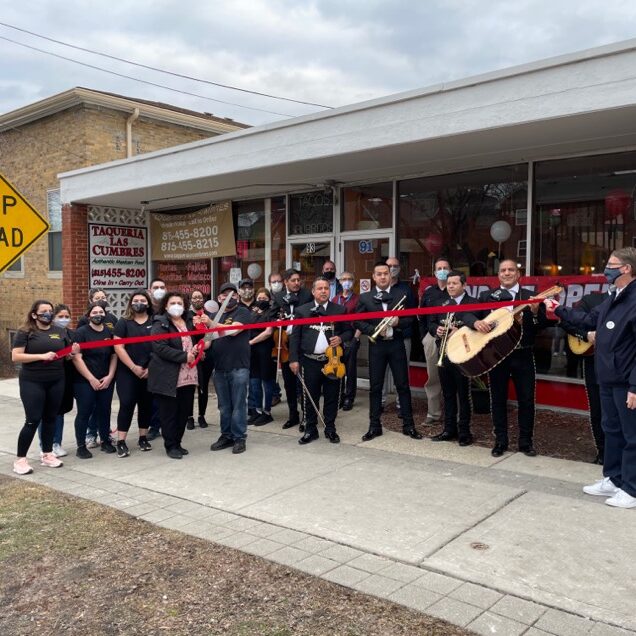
[[36, 312, 53, 324], [96, 300, 108, 309], [225, 298, 238, 311], [192, 300, 204, 310], [90, 315, 105, 325], [256, 299, 270, 310], [323, 271, 336, 280], [131, 302, 148, 313]]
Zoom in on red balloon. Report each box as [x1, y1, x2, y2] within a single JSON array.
[[605, 190, 631, 219], [423, 233, 443, 256]]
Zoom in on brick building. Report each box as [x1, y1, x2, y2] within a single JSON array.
[[0, 87, 248, 372]]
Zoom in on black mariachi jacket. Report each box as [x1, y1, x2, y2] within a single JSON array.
[[271, 288, 313, 318], [463, 287, 549, 348], [556, 280, 636, 390], [288, 301, 352, 363], [428, 294, 478, 342], [353, 288, 413, 339]]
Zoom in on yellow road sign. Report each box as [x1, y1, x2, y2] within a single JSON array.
[[0, 174, 50, 273]]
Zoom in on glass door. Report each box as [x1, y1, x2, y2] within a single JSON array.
[[288, 238, 334, 280]]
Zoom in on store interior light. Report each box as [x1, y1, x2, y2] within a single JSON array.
[[557, 265, 563, 271]]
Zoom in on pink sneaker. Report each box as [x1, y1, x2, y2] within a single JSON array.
[[40, 452, 63, 468], [13, 457, 33, 475]]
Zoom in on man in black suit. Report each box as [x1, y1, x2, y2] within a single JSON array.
[[463, 259, 548, 457], [289, 278, 352, 444], [354, 260, 422, 442], [428, 270, 478, 446], [271, 268, 313, 430]]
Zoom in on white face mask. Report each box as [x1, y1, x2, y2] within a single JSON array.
[[341, 280, 353, 291], [152, 288, 166, 301], [389, 266, 400, 278], [167, 304, 184, 317], [54, 317, 71, 328], [271, 282, 283, 293]]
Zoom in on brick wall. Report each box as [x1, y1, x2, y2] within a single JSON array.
[[62, 203, 89, 321]]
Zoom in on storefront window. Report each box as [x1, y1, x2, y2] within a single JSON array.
[[289, 190, 333, 235], [341, 182, 393, 231], [270, 196, 286, 278], [215, 199, 266, 289]]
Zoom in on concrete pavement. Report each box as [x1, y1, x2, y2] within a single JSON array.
[[1, 377, 634, 636]]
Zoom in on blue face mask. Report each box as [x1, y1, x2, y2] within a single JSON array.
[[435, 269, 449, 281], [604, 266, 624, 284]]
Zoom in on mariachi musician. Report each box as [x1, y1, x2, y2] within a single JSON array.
[[463, 259, 549, 457], [354, 260, 423, 442], [428, 270, 477, 446], [289, 277, 352, 444], [271, 268, 313, 431], [558, 288, 612, 465]]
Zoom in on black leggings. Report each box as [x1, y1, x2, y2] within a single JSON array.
[[18, 376, 65, 456], [116, 368, 153, 433], [196, 361, 213, 418]]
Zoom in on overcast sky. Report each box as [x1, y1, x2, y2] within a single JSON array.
[[1, 0, 635, 126]]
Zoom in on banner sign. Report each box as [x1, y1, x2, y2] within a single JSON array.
[[150, 201, 236, 261], [153, 259, 211, 296], [89, 223, 148, 289]]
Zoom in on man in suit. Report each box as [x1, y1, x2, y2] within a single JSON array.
[[463, 259, 548, 457], [428, 270, 477, 446], [354, 260, 423, 442], [271, 268, 313, 430], [321, 260, 343, 301], [289, 277, 352, 444]]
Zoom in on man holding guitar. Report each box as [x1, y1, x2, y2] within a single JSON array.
[[465, 260, 549, 457]]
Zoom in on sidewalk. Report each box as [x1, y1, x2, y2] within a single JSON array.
[[1, 377, 634, 636]]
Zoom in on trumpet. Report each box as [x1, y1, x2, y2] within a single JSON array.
[[437, 313, 456, 366], [369, 295, 407, 343]]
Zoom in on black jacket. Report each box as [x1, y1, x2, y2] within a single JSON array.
[[463, 286, 549, 348], [147, 314, 202, 398], [428, 294, 478, 342], [419, 283, 450, 335], [354, 288, 413, 339], [289, 301, 352, 363], [556, 280, 636, 390], [558, 292, 608, 340], [271, 288, 313, 318]]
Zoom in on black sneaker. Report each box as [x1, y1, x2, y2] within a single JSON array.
[[186, 416, 195, 430], [253, 413, 273, 426], [248, 410, 262, 424], [138, 437, 152, 452], [101, 441, 116, 454], [116, 440, 130, 458], [198, 416, 209, 429], [147, 429, 160, 441], [210, 435, 234, 451], [232, 439, 246, 454], [166, 448, 183, 459], [76, 445, 93, 459]]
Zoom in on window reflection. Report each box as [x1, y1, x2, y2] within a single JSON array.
[[289, 190, 333, 235], [341, 182, 392, 231]]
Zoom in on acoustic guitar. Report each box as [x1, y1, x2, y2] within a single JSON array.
[[567, 333, 594, 356], [446, 285, 563, 377]]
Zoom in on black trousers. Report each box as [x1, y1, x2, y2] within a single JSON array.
[[282, 361, 300, 424], [368, 338, 414, 430], [196, 359, 214, 419], [488, 348, 535, 447], [439, 360, 471, 437], [343, 338, 360, 403], [583, 357, 604, 456], [301, 357, 339, 434], [116, 367, 153, 433], [156, 385, 195, 452]]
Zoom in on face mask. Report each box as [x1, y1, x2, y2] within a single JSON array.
[[341, 280, 353, 291], [389, 266, 400, 278], [604, 266, 624, 284], [239, 288, 254, 300], [191, 300, 204, 310], [167, 304, 184, 318], [323, 271, 336, 280], [271, 282, 283, 293], [152, 288, 166, 301], [90, 315, 104, 325], [132, 302, 148, 313], [53, 317, 71, 328], [36, 312, 53, 324], [435, 269, 449, 281], [255, 299, 270, 310], [225, 298, 238, 311], [95, 299, 108, 309]]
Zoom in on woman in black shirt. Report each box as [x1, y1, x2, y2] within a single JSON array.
[[11, 300, 72, 475], [113, 290, 154, 457], [72, 302, 117, 459]]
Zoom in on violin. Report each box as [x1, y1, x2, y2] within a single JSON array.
[[271, 327, 289, 364], [322, 337, 345, 381]]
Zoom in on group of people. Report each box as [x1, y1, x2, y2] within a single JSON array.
[[11, 249, 636, 509]]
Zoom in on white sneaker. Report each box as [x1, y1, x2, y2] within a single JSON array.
[[583, 477, 619, 497], [41, 452, 63, 468], [13, 457, 33, 475], [85, 435, 98, 449], [605, 489, 636, 509], [52, 443, 68, 457]]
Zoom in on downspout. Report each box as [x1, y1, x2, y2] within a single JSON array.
[[126, 108, 140, 158]]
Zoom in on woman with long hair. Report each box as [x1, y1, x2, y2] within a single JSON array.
[[11, 300, 72, 474], [113, 290, 154, 457]]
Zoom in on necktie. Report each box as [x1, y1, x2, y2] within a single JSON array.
[[498, 289, 513, 302]]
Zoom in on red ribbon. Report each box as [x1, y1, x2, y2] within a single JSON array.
[[188, 309, 207, 368], [56, 298, 544, 359]]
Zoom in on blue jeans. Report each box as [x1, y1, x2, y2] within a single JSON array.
[[38, 414, 65, 447], [249, 377, 275, 413], [600, 384, 636, 497], [74, 382, 114, 447], [213, 368, 249, 441]]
